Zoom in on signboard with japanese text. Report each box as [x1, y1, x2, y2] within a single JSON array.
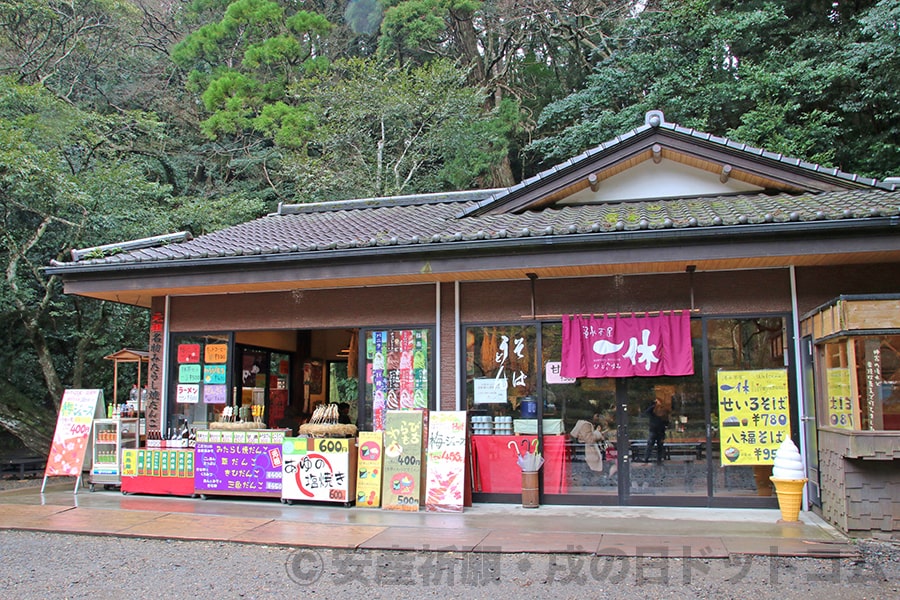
[[473, 377, 508, 404], [282, 437, 357, 504], [825, 368, 854, 429], [174, 338, 230, 408], [147, 312, 165, 434], [561, 312, 693, 378], [381, 410, 425, 511], [716, 369, 791, 465], [356, 431, 384, 507], [194, 441, 283, 496], [424, 411, 466, 512], [43, 389, 105, 480], [546, 361, 576, 385]]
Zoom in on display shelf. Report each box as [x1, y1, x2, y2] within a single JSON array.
[[90, 418, 139, 491]]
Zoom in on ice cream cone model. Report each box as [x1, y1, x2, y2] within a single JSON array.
[[769, 476, 807, 522], [769, 439, 807, 522]]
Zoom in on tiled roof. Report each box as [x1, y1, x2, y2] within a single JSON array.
[[53, 188, 899, 269], [460, 111, 897, 217]]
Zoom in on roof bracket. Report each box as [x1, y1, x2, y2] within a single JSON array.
[[588, 173, 601, 192], [652, 144, 662, 164]]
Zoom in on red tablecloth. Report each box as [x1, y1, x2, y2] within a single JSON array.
[[470, 434, 568, 494]]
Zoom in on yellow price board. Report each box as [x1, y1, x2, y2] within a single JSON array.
[[825, 368, 854, 429], [717, 369, 790, 466]]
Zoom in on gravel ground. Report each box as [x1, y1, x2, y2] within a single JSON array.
[[1, 476, 897, 599], [0, 531, 896, 600]]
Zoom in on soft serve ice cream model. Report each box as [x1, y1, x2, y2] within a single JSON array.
[[769, 439, 807, 522]]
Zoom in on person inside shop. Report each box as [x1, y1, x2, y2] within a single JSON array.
[[596, 412, 618, 478], [337, 402, 352, 425], [643, 397, 671, 464], [570, 418, 608, 479]]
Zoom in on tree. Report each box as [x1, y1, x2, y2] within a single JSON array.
[[282, 58, 513, 200], [0, 79, 176, 452], [529, 0, 898, 179]]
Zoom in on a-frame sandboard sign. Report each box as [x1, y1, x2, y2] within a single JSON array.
[[41, 389, 105, 494]]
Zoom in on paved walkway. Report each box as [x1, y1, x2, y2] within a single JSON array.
[[0, 480, 856, 559]]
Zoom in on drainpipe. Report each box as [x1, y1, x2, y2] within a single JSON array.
[[455, 281, 461, 409], [435, 281, 441, 411], [789, 265, 808, 510], [161, 295, 171, 433]]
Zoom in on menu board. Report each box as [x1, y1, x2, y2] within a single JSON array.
[[826, 368, 854, 429], [43, 389, 104, 483], [282, 437, 357, 504], [717, 369, 790, 465], [356, 431, 384, 507], [176, 341, 229, 404], [424, 411, 466, 512], [381, 410, 425, 511], [194, 441, 283, 495]]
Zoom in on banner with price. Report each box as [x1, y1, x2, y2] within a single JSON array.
[[381, 410, 425, 511], [424, 411, 466, 513], [43, 389, 104, 490]]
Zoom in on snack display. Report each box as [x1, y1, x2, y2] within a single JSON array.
[[298, 403, 358, 437]]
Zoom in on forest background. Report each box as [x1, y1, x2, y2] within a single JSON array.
[[1, 0, 898, 454]]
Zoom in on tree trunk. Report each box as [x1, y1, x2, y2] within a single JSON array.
[[0, 381, 56, 456]]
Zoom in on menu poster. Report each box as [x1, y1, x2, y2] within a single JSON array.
[[826, 368, 854, 429], [176, 341, 229, 408], [282, 437, 356, 504], [194, 442, 283, 495], [424, 411, 466, 513], [356, 431, 384, 507], [43, 389, 105, 491], [381, 410, 425, 511], [717, 369, 791, 466]]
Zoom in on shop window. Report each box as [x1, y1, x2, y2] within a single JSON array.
[[821, 335, 900, 431], [362, 328, 432, 431], [464, 325, 537, 418], [708, 317, 788, 497], [167, 333, 231, 436]]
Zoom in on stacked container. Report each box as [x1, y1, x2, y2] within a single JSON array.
[[471, 415, 493, 435], [493, 415, 513, 435]]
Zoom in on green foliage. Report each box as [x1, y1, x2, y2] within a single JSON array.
[[529, 0, 898, 178], [282, 58, 504, 200], [173, 0, 332, 147]]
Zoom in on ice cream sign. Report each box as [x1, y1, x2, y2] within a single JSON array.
[[716, 369, 791, 466]]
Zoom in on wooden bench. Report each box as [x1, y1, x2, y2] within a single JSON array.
[[629, 440, 704, 461], [1, 456, 46, 478]]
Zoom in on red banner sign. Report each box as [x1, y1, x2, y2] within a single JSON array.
[[562, 311, 693, 378]]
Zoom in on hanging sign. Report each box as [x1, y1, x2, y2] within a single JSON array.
[[42, 389, 104, 493], [424, 411, 467, 512], [717, 369, 791, 465], [561, 312, 693, 378]]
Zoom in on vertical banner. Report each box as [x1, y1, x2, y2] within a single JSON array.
[[424, 411, 467, 512], [147, 312, 165, 434], [368, 329, 430, 431], [42, 389, 104, 492], [717, 369, 791, 465], [381, 410, 424, 511], [356, 430, 384, 507]]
